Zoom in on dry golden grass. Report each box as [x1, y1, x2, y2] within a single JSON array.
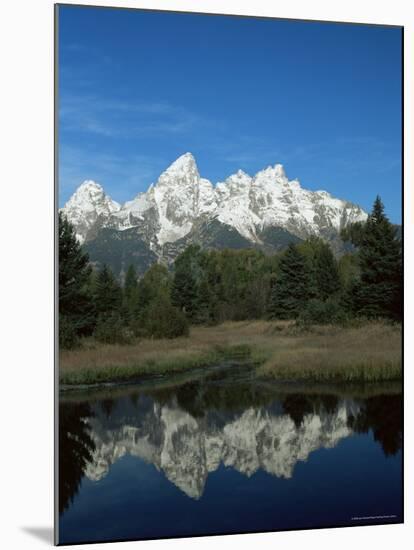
[[258, 321, 402, 382], [59, 320, 401, 385]]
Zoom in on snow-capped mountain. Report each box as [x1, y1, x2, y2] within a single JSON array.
[[61, 153, 367, 271], [62, 180, 121, 244], [84, 396, 358, 500]]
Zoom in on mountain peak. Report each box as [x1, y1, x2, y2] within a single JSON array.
[[78, 179, 104, 191], [62, 179, 120, 243], [236, 169, 251, 178], [164, 152, 198, 175], [66, 180, 119, 210], [62, 156, 368, 254], [257, 163, 286, 179], [273, 164, 286, 178]]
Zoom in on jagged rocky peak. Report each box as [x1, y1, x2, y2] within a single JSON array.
[[62, 179, 121, 243], [254, 163, 288, 183], [226, 169, 252, 187], [61, 152, 368, 255], [157, 152, 199, 185], [84, 398, 358, 500], [153, 152, 217, 245], [274, 163, 287, 179], [216, 170, 251, 201], [63, 180, 121, 214]]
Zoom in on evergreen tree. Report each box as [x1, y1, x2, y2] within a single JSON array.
[[338, 254, 361, 315], [137, 263, 172, 310], [124, 264, 138, 300], [94, 264, 122, 315], [357, 196, 402, 320], [338, 253, 360, 289], [193, 278, 213, 325], [299, 237, 340, 300], [268, 243, 316, 319], [340, 220, 366, 247], [122, 264, 140, 325], [171, 267, 198, 318], [171, 245, 204, 321], [314, 241, 341, 300], [142, 293, 189, 339], [59, 212, 95, 346]]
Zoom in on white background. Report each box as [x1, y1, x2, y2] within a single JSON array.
[[0, 0, 412, 548]]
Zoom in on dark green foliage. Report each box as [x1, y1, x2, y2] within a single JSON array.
[[59, 195, 401, 348], [124, 264, 138, 299], [137, 263, 172, 309], [314, 242, 341, 299], [142, 294, 189, 338], [94, 313, 133, 345], [172, 245, 214, 323], [338, 253, 360, 288], [171, 262, 199, 320], [122, 264, 140, 326], [298, 298, 347, 326], [59, 213, 95, 346], [172, 246, 277, 323], [125, 263, 189, 339], [299, 237, 341, 300], [340, 220, 367, 247], [339, 278, 361, 316], [268, 243, 316, 319], [59, 315, 79, 350], [193, 278, 214, 325], [93, 264, 122, 316], [206, 248, 276, 322], [356, 197, 402, 320]]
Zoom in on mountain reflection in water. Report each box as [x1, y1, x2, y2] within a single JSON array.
[[59, 379, 402, 510]]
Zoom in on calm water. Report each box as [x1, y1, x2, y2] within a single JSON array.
[[58, 367, 402, 544]]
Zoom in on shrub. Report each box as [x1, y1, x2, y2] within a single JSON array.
[[298, 298, 347, 326], [94, 313, 134, 345], [59, 315, 79, 349], [142, 295, 189, 339]]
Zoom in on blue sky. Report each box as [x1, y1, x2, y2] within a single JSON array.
[[58, 6, 402, 222]]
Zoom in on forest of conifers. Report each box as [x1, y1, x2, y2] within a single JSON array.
[[59, 196, 402, 349]]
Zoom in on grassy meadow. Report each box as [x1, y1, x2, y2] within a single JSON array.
[[59, 320, 401, 386]]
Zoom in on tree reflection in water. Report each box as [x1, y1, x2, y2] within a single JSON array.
[[59, 402, 95, 515], [348, 394, 402, 456], [58, 382, 402, 512]]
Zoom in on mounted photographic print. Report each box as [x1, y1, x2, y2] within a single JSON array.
[[55, 3, 403, 545]]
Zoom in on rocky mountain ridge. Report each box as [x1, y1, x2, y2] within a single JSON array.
[[84, 397, 358, 500], [61, 153, 367, 273]]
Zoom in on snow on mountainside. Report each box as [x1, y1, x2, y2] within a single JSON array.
[[84, 398, 358, 500], [61, 152, 367, 259], [62, 180, 121, 243]]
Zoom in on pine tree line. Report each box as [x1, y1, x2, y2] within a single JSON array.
[[59, 197, 402, 349]]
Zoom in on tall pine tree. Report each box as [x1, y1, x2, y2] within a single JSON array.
[[122, 264, 140, 325], [59, 212, 95, 346], [94, 264, 122, 316], [268, 243, 315, 319], [299, 237, 341, 300], [314, 241, 341, 300], [357, 196, 402, 320], [124, 264, 138, 300], [171, 245, 204, 321]]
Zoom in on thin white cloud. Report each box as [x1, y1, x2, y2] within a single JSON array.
[[59, 93, 209, 138]]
